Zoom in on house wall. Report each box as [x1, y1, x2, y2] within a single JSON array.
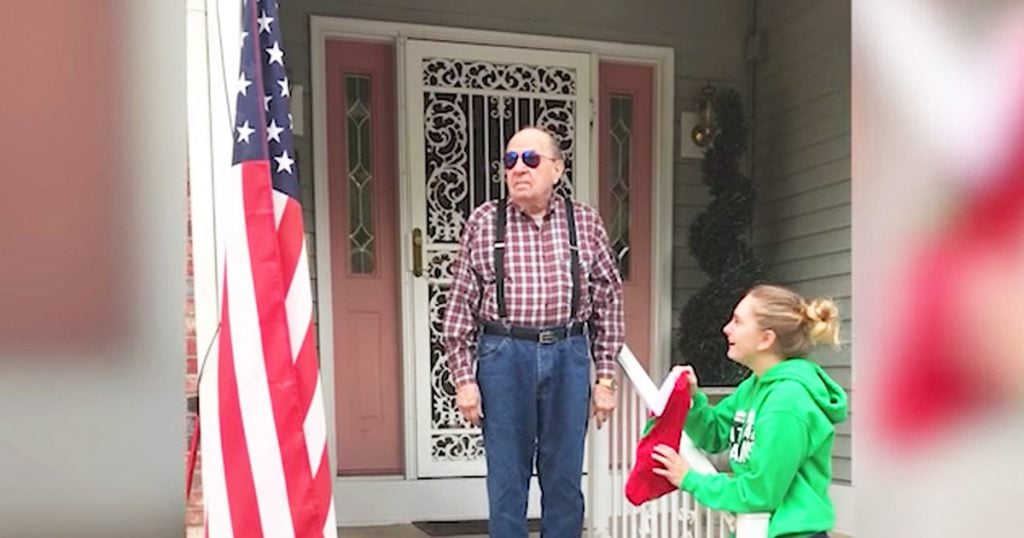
[[277, 0, 752, 363], [751, 0, 852, 484]]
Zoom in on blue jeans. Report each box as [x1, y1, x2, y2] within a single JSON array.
[[476, 333, 592, 538]]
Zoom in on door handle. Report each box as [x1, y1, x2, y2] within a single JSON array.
[[412, 227, 423, 277]]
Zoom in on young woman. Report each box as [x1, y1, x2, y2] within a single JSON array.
[[653, 284, 848, 538]]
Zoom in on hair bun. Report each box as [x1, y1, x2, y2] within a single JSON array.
[[805, 298, 840, 346]]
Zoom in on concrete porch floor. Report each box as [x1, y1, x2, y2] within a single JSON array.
[[339, 525, 850, 537], [339, 525, 539, 537]]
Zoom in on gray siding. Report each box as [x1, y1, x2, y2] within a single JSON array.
[[277, 0, 751, 364], [670, 159, 712, 352], [752, 0, 852, 483]]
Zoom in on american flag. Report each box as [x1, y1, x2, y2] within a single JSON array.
[[198, 0, 336, 536]]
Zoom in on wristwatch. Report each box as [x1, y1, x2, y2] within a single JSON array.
[[596, 378, 618, 391]]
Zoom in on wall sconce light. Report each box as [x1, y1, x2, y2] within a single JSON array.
[[678, 84, 717, 159], [690, 85, 716, 148]]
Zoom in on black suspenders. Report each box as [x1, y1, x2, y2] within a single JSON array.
[[493, 197, 580, 321], [565, 196, 581, 320], [494, 197, 509, 319]]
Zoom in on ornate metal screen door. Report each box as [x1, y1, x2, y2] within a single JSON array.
[[404, 40, 593, 477]]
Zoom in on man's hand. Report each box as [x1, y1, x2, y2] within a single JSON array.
[[456, 382, 483, 426], [591, 383, 616, 429]]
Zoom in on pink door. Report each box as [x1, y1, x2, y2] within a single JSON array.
[[326, 41, 403, 475], [599, 63, 654, 369]]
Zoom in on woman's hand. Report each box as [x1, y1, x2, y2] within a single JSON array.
[[672, 365, 699, 393], [652, 444, 691, 488]]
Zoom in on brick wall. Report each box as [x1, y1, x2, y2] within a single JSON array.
[[185, 178, 203, 533]]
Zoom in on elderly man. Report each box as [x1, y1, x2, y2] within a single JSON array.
[[442, 126, 625, 537]]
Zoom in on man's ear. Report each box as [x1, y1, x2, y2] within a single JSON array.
[[757, 329, 777, 353], [554, 158, 566, 178]]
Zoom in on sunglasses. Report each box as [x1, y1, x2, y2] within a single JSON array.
[[503, 150, 557, 170]]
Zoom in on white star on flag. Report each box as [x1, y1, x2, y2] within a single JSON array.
[[236, 120, 255, 143], [257, 10, 273, 34], [266, 41, 284, 66], [267, 119, 284, 143], [236, 72, 252, 96], [274, 150, 295, 173], [277, 77, 290, 98], [264, 94, 273, 112]]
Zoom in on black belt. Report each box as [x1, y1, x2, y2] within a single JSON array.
[[481, 322, 586, 345]]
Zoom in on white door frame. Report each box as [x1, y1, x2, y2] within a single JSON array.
[[405, 38, 595, 478], [310, 14, 674, 524]]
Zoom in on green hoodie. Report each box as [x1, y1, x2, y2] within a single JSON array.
[[681, 358, 848, 538]]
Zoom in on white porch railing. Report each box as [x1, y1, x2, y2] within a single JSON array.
[[586, 345, 768, 538]]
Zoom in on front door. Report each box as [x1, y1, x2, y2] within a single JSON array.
[[404, 39, 593, 477]]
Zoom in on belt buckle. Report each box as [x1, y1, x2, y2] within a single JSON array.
[[537, 330, 557, 345]]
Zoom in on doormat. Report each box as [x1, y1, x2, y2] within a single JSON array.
[[411, 519, 540, 536]]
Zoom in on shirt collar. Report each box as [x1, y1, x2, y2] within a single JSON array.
[[508, 192, 562, 220]]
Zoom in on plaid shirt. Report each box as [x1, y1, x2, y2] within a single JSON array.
[[442, 194, 625, 387]]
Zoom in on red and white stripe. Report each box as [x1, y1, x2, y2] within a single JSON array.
[[200, 161, 336, 538]]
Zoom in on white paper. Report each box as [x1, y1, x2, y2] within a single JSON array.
[[679, 431, 718, 475], [616, 345, 716, 473], [617, 345, 681, 416]]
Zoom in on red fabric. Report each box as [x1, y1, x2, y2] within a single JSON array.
[[881, 135, 1024, 446], [625, 374, 692, 506]]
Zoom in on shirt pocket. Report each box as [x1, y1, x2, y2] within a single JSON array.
[[550, 248, 590, 312], [469, 244, 497, 284], [468, 243, 500, 313]]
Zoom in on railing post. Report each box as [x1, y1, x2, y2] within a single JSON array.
[[587, 418, 612, 537], [735, 514, 769, 538]]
